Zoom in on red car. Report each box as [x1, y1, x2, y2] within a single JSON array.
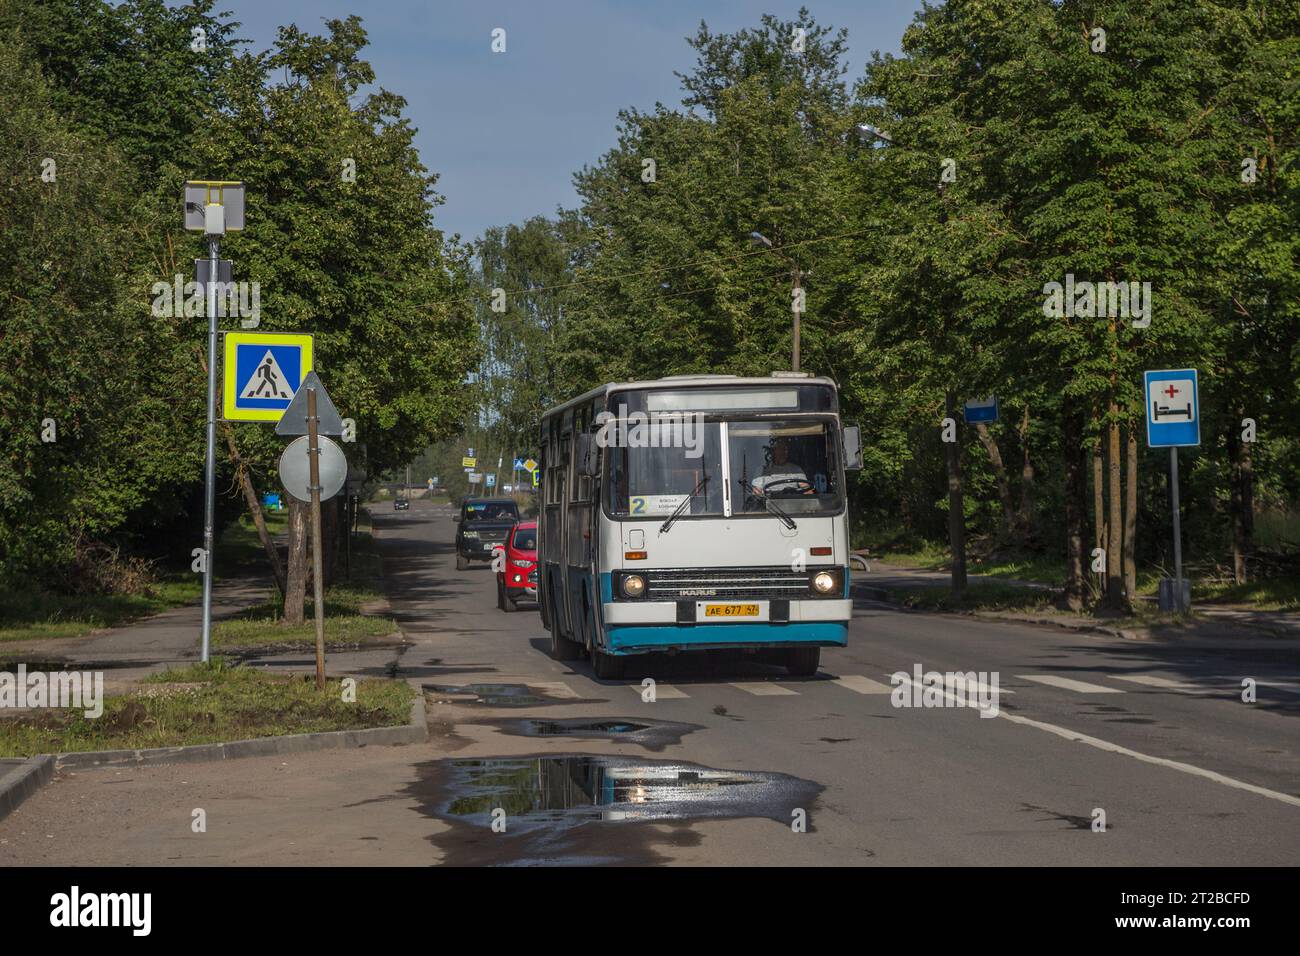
[[495, 520, 538, 612]]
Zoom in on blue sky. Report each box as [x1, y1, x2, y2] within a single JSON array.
[[224, 2, 924, 244]]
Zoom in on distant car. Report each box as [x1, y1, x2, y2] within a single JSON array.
[[455, 497, 519, 570], [495, 521, 538, 611], [394, 498, 410, 511]]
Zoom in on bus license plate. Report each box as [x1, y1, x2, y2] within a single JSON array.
[[703, 603, 760, 618]]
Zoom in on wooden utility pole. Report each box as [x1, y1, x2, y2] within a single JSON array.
[[307, 387, 326, 690]]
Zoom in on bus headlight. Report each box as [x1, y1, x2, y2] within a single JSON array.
[[620, 574, 647, 599], [811, 570, 838, 595]]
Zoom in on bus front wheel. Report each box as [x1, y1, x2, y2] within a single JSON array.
[[784, 646, 821, 677]]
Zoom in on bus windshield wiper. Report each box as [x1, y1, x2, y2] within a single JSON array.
[[744, 480, 797, 530], [659, 475, 708, 535], [763, 496, 797, 530]]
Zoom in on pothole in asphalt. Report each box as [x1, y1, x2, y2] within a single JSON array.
[[422, 682, 602, 707], [488, 716, 699, 751], [406, 754, 822, 865]]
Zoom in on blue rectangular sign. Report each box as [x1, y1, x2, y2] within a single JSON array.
[[1144, 369, 1200, 448], [963, 396, 998, 424]]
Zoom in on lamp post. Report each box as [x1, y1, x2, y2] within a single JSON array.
[[749, 231, 805, 373]]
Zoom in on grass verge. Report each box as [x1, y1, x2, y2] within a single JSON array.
[[0, 513, 287, 644], [0, 659, 414, 758], [884, 582, 1061, 614], [211, 526, 400, 652]]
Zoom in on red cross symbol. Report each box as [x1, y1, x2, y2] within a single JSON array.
[[1163, 384, 1179, 398]]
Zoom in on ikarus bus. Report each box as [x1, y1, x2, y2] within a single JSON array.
[[537, 373, 863, 679]]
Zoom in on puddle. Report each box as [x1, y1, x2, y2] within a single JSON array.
[[423, 683, 600, 708], [406, 754, 822, 865], [489, 717, 699, 751]]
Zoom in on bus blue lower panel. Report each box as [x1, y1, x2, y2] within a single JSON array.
[[604, 622, 847, 655]]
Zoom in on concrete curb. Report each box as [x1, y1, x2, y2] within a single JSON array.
[[0, 695, 425, 817], [54, 692, 426, 770], [0, 755, 56, 823]]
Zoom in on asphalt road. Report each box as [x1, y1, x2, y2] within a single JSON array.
[[2, 497, 1297, 866]]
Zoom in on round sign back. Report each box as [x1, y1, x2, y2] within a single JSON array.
[[279, 435, 347, 502]]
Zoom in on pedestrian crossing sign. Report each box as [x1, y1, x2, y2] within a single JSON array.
[[222, 331, 314, 422]]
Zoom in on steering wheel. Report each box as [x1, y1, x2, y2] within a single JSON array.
[[752, 476, 817, 496]]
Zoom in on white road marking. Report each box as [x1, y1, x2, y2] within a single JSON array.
[[532, 681, 580, 699], [832, 675, 894, 695], [890, 673, 1012, 694], [1018, 674, 1124, 694], [1111, 674, 1197, 690], [730, 682, 799, 696], [628, 683, 690, 700], [887, 672, 1300, 809], [998, 710, 1300, 809]]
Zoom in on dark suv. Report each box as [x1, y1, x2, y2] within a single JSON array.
[[455, 497, 519, 570]]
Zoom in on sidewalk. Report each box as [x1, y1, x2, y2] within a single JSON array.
[[0, 578, 271, 690], [852, 562, 1297, 642]]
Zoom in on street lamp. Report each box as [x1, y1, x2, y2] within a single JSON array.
[[749, 231, 805, 373], [855, 123, 894, 146]]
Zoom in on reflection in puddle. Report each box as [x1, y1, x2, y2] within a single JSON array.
[[439, 754, 820, 828], [488, 716, 699, 752], [424, 683, 549, 706], [530, 720, 649, 735]]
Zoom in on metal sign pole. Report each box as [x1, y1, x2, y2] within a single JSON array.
[[200, 234, 219, 663], [1169, 447, 1185, 613], [307, 387, 327, 689]]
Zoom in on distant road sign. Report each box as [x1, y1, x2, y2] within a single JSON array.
[[462, 456, 477, 468], [279, 435, 347, 502], [963, 396, 998, 424], [468, 471, 482, 483], [523, 458, 538, 473], [513, 457, 526, 470], [485, 474, 496, 488], [223, 332, 313, 422], [1144, 369, 1200, 447]]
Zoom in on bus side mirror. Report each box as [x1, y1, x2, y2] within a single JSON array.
[[842, 423, 863, 471], [576, 433, 599, 478]]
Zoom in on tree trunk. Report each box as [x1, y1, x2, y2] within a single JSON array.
[[1106, 404, 1125, 609], [283, 496, 308, 625], [222, 425, 285, 596], [1016, 406, 1034, 538], [1062, 399, 1088, 611], [1124, 427, 1138, 602], [322, 496, 339, 588], [1229, 412, 1254, 584], [1092, 442, 1105, 597], [945, 390, 967, 596], [975, 422, 1017, 542]]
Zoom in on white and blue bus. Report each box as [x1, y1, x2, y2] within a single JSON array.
[[537, 373, 862, 679]]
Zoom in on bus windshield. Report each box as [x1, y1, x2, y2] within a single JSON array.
[[604, 418, 842, 518], [607, 422, 725, 517], [729, 420, 842, 515]]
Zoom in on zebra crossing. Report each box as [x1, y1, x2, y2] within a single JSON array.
[[567, 669, 1284, 701]]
